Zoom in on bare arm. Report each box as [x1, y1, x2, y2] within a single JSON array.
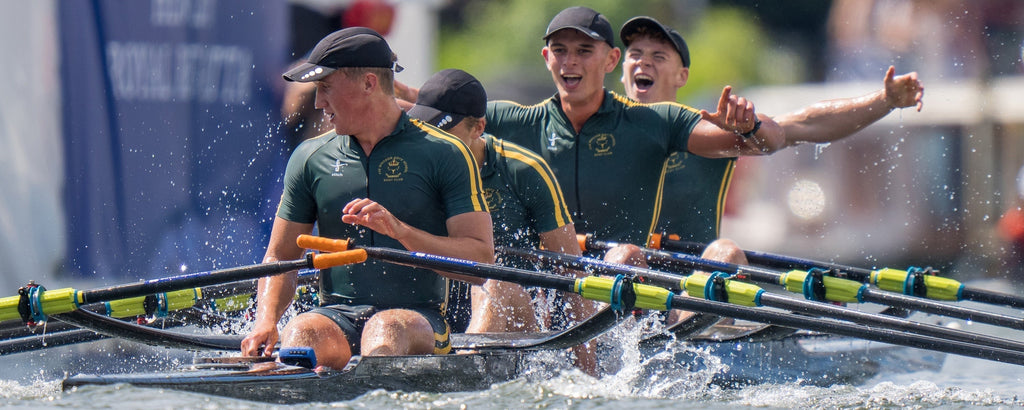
[[393, 79, 419, 107], [537, 224, 582, 256], [281, 82, 317, 120], [687, 86, 786, 158], [776, 66, 923, 147], [342, 198, 494, 285], [538, 223, 597, 375], [240, 217, 314, 356]]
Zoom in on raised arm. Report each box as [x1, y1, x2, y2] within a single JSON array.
[[775, 66, 923, 147], [687, 86, 786, 158], [393, 79, 419, 111], [342, 198, 494, 284]]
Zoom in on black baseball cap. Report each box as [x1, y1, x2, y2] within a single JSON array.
[[620, 16, 690, 68], [544, 6, 615, 48], [283, 27, 403, 82], [408, 69, 487, 131]]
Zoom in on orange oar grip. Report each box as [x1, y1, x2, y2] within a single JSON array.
[[576, 234, 588, 252], [647, 233, 663, 250], [312, 249, 367, 269], [297, 235, 351, 252]]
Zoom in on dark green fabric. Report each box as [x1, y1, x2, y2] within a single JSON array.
[[480, 134, 573, 249], [656, 153, 736, 244], [277, 113, 487, 308], [446, 134, 574, 332], [486, 90, 701, 245]]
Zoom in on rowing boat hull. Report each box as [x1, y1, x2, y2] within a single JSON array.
[[62, 330, 944, 403], [63, 351, 527, 404], [647, 332, 946, 387]]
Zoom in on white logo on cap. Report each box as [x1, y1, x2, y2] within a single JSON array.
[[301, 67, 325, 80], [437, 115, 453, 128]]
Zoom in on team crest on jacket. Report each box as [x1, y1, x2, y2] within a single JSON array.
[[378, 156, 408, 181], [588, 134, 615, 156], [484, 188, 502, 210], [665, 152, 686, 172]]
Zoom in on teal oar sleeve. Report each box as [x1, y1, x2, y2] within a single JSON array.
[[780, 269, 866, 303], [871, 268, 963, 301], [683, 273, 763, 307], [574, 276, 673, 311]]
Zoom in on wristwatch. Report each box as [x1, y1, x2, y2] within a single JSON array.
[[738, 118, 762, 139]]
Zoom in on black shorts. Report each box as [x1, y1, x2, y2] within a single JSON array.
[[308, 305, 451, 355], [444, 279, 473, 333]]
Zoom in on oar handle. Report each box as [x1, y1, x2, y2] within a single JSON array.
[[312, 249, 366, 269], [297, 235, 351, 253]]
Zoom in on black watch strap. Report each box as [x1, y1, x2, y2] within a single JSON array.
[[739, 118, 762, 139]]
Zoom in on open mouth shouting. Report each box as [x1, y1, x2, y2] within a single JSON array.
[[562, 74, 583, 88], [633, 73, 655, 92]]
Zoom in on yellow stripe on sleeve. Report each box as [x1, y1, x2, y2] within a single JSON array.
[[494, 142, 572, 227], [411, 119, 487, 212], [647, 160, 670, 245], [715, 159, 737, 238]]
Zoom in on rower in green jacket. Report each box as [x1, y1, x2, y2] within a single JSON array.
[[408, 68, 597, 375], [241, 28, 494, 370], [484, 6, 786, 249], [618, 16, 925, 247], [613, 16, 924, 323]]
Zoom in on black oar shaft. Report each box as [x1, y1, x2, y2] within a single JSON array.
[[962, 287, 1024, 309], [510, 246, 1024, 354], [498, 247, 684, 290], [659, 237, 1024, 310], [860, 288, 1024, 329], [668, 294, 1024, 366], [659, 238, 875, 281], [667, 249, 1024, 329], [361, 247, 576, 293], [0, 329, 105, 355], [296, 239, 1024, 366], [80, 258, 312, 304], [613, 242, 1024, 331], [759, 293, 1024, 353], [54, 310, 243, 351], [1, 250, 361, 325]]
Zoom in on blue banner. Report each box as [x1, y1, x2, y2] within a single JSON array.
[[60, 0, 289, 279]]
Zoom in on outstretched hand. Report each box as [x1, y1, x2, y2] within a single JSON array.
[[700, 86, 759, 135], [883, 66, 924, 112]]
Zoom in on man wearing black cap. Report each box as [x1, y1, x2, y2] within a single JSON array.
[[485, 6, 785, 248], [617, 16, 924, 258], [241, 27, 494, 370], [613, 16, 924, 324], [617, 16, 727, 249], [408, 68, 597, 374]]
